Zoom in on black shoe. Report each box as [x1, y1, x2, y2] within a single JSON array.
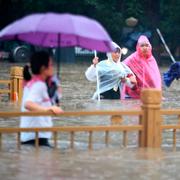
[[21, 138, 53, 148]]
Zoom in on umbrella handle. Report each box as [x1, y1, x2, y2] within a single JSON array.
[[94, 50, 97, 58], [94, 50, 100, 101]]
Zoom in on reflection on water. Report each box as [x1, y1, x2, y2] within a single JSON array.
[[1, 147, 180, 180], [0, 61, 180, 179]]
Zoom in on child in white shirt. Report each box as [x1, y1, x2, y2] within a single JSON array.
[[21, 51, 63, 146]]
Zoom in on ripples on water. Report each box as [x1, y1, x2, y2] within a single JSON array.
[[0, 61, 180, 179]]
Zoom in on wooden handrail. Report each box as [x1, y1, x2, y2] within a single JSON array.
[[161, 109, 180, 115], [0, 125, 143, 133], [0, 80, 11, 84], [161, 125, 180, 130], [0, 110, 142, 117], [1, 108, 179, 119], [0, 89, 11, 93]]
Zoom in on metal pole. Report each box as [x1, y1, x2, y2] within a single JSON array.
[[156, 28, 176, 63], [57, 33, 61, 77]]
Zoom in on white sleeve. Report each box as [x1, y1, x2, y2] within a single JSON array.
[[85, 64, 97, 82]]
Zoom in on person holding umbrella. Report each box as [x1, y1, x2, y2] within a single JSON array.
[[20, 51, 63, 146], [85, 42, 137, 100]]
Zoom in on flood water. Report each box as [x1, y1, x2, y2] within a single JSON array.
[[0, 60, 180, 180]]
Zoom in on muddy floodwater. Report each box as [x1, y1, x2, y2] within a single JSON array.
[[0, 61, 180, 180]]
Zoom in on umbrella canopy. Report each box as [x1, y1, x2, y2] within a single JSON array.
[[0, 12, 113, 52]]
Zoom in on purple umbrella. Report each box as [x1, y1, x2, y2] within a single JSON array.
[[0, 12, 113, 75], [0, 12, 113, 51]]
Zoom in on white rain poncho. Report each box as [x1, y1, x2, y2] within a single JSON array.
[[92, 57, 133, 99], [85, 42, 135, 100]]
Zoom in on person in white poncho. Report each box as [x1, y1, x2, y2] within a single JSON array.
[[85, 42, 137, 100]]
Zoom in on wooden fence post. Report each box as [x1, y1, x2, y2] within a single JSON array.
[[10, 66, 23, 103], [140, 88, 162, 148]]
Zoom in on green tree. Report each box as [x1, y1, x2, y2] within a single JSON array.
[[0, 0, 179, 56], [160, 0, 180, 55]]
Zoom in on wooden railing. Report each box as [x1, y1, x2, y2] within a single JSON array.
[[0, 88, 180, 150], [0, 110, 143, 149], [0, 80, 12, 100], [161, 109, 180, 149], [0, 66, 23, 102]]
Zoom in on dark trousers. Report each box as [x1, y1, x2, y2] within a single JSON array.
[[100, 88, 120, 99], [21, 138, 50, 146]]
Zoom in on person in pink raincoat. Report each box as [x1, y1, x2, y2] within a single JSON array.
[[123, 35, 162, 99]]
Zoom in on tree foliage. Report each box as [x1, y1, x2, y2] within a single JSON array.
[[0, 0, 179, 54]]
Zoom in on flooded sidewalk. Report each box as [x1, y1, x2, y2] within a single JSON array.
[[0, 61, 180, 179]]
